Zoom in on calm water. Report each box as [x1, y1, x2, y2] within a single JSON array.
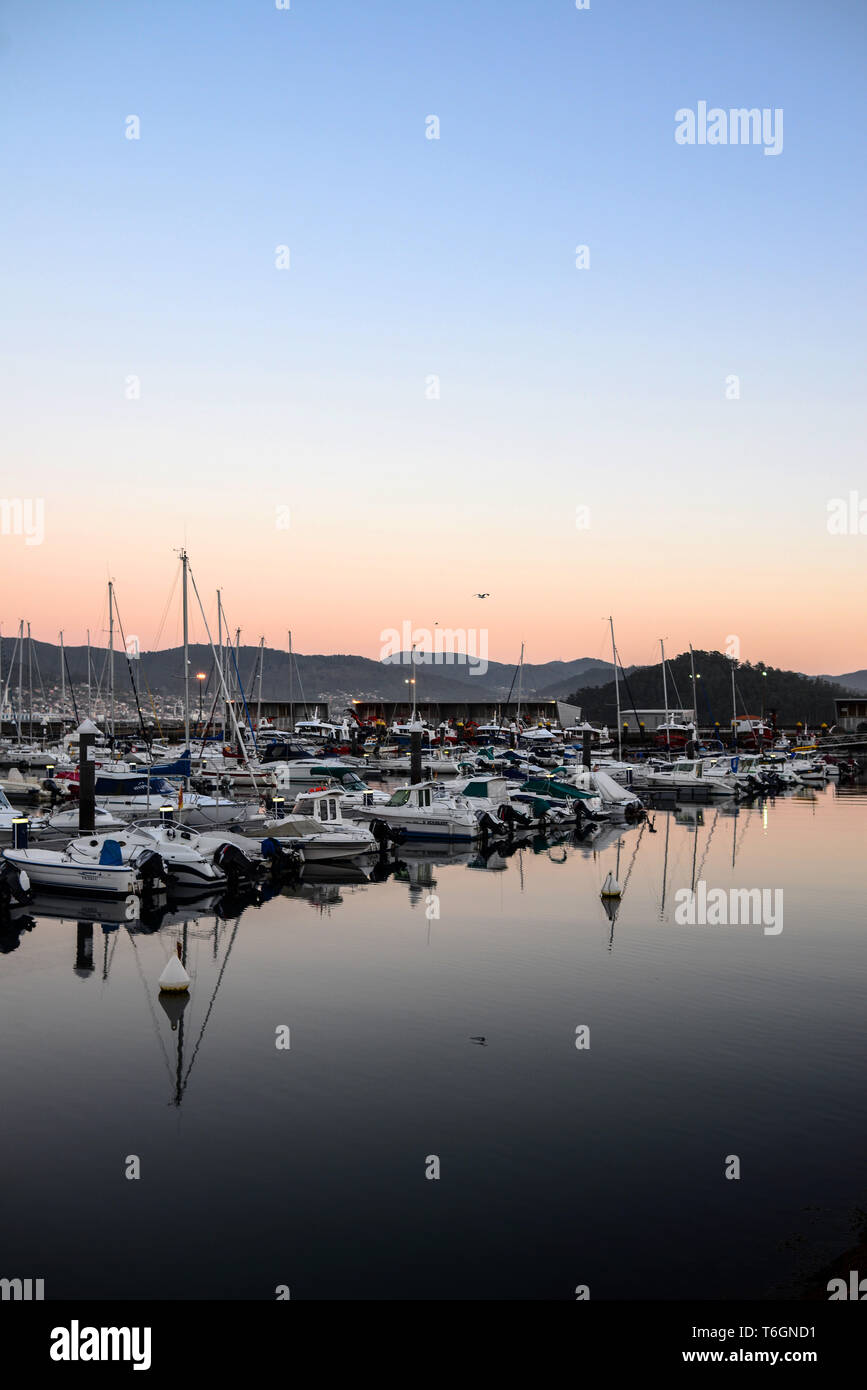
[[1, 783, 865, 1300]]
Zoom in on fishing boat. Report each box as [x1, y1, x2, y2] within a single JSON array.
[[653, 717, 698, 751], [732, 715, 774, 748], [264, 789, 379, 862]]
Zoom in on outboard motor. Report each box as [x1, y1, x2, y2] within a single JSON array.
[[214, 842, 257, 882], [478, 810, 502, 841], [135, 850, 168, 889], [0, 859, 32, 910], [260, 838, 302, 878], [370, 819, 404, 851]]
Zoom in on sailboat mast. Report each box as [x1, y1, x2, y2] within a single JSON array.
[[256, 636, 264, 730], [87, 629, 92, 718], [217, 590, 224, 740], [516, 642, 524, 725], [17, 619, 23, 744], [108, 581, 115, 738], [411, 644, 418, 722], [27, 621, 33, 744], [689, 643, 698, 735], [181, 550, 190, 752], [660, 637, 670, 750], [288, 630, 294, 733], [60, 630, 65, 725], [731, 659, 737, 750], [610, 618, 621, 760]]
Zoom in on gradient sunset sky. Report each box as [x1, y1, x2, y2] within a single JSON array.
[[1, 0, 864, 674]]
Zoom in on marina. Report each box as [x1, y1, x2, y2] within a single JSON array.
[[1, 0, 863, 1346]]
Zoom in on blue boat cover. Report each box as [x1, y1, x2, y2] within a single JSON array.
[[99, 839, 123, 866]]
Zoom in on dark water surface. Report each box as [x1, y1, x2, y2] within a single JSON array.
[[1, 784, 865, 1300]]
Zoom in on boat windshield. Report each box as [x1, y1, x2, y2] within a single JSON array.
[[387, 789, 411, 807]]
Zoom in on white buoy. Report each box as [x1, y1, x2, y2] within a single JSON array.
[[159, 942, 190, 993], [600, 871, 622, 898]]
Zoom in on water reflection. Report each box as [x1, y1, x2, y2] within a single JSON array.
[[1, 781, 865, 1300]]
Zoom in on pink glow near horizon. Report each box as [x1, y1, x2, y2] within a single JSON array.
[[2, 520, 863, 675]]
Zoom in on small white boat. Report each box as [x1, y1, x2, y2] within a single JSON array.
[[0, 786, 47, 832], [46, 805, 128, 833], [353, 781, 480, 843], [66, 824, 230, 890], [635, 759, 736, 797], [264, 789, 379, 862], [2, 843, 145, 896]]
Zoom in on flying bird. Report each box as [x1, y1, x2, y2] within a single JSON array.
[[473, 593, 490, 599], [469, 1036, 487, 1046]]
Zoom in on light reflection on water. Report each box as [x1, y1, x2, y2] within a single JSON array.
[[1, 782, 865, 1300]]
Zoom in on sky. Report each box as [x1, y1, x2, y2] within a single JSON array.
[[1, 0, 865, 675]]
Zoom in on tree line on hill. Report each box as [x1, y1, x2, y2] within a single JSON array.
[[567, 650, 851, 729]]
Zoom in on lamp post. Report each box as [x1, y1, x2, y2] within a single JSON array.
[[196, 672, 207, 731]]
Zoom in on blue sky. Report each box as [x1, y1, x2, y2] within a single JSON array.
[[1, 1, 865, 670]]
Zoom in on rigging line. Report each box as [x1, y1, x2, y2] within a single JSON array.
[[112, 594, 151, 749], [31, 641, 48, 708], [62, 645, 80, 725], [666, 657, 684, 712], [617, 660, 643, 738], [180, 915, 242, 1094], [620, 820, 647, 892], [734, 806, 753, 863], [694, 807, 720, 883], [289, 644, 309, 721], [141, 671, 165, 740], [187, 565, 260, 790], [124, 927, 175, 1086], [151, 566, 180, 652], [495, 660, 520, 736]]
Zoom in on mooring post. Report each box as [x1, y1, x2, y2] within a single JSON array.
[[583, 729, 592, 770], [77, 717, 100, 835], [410, 723, 423, 785]]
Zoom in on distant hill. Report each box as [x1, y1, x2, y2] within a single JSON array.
[[0, 638, 616, 707], [568, 650, 852, 728], [823, 669, 867, 693]]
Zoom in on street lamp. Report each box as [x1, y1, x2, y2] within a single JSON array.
[[196, 672, 207, 727]]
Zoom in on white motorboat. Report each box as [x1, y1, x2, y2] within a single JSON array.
[[46, 805, 128, 833], [91, 767, 241, 822], [264, 789, 379, 862], [353, 781, 480, 843], [635, 759, 737, 797], [2, 843, 147, 896], [0, 786, 47, 832], [272, 758, 366, 790], [66, 822, 238, 890]]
